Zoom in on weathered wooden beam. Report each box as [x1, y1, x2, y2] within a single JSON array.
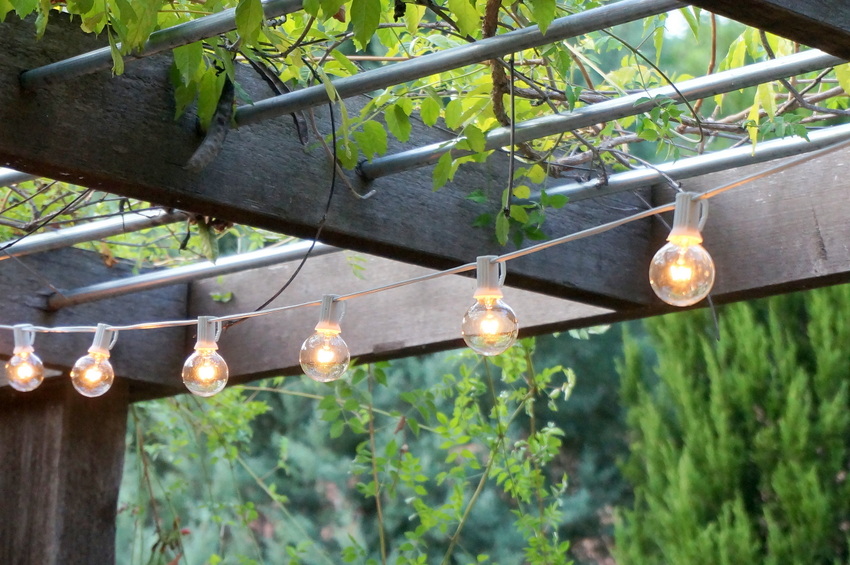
[[0, 13, 653, 310], [189, 251, 613, 384], [690, 0, 850, 59], [0, 378, 129, 565], [0, 247, 187, 395]]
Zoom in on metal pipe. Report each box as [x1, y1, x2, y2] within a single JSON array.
[[360, 49, 845, 179], [0, 168, 37, 187], [0, 209, 188, 259], [234, 0, 684, 126], [47, 240, 338, 310], [541, 122, 850, 201], [20, 0, 303, 90]]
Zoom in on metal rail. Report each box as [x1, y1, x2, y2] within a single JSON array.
[[0, 168, 37, 187], [19, 0, 303, 89], [539, 122, 850, 201], [359, 49, 845, 179], [47, 240, 338, 310], [234, 0, 684, 126], [0, 209, 188, 259]]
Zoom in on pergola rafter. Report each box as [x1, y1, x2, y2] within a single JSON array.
[[3, 0, 850, 562]]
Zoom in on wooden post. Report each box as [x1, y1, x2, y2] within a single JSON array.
[[0, 378, 129, 564]]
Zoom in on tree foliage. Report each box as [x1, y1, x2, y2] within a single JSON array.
[[120, 338, 587, 564], [616, 286, 850, 563]]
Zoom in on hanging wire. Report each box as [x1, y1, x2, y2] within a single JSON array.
[[3, 134, 849, 337]]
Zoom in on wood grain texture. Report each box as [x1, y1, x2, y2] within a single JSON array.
[[0, 247, 187, 394], [0, 13, 653, 310], [690, 0, 850, 59], [0, 378, 129, 565], [189, 251, 612, 383]]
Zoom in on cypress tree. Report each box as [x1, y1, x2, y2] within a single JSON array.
[[616, 285, 850, 563]]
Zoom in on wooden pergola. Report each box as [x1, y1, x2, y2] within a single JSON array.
[[2, 1, 850, 562]]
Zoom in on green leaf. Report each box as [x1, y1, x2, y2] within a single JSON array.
[[444, 98, 464, 130], [122, 0, 159, 52], [420, 96, 441, 127], [319, 0, 346, 20], [466, 189, 487, 204], [433, 151, 454, 190], [196, 220, 220, 263], [405, 3, 425, 35], [462, 124, 486, 153], [746, 99, 760, 153], [197, 69, 226, 130], [680, 7, 699, 38], [172, 41, 204, 85], [448, 0, 478, 37], [350, 0, 380, 50], [757, 82, 776, 119], [509, 205, 529, 224], [235, 0, 263, 45], [546, 193, 568, 209], [495, 213, 510, 245], [11, 0, 37, 18], [0, 0, 12, 20], [385, 104, 412, 142], [835, 64, 850, 96], [353, 120, 388, 159], [330, 50, 359, 75], [107, 29, 125, 75], [530, 0, 555, 34], [303, 0, 320, 17], [512, 185, 530, 199]]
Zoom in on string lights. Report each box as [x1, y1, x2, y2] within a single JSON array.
[[649, 192, 715, 307], [183, 316, 228, 396], [299, 294, 349, 382], [5, 324, 44, 392], [462, 256, 519, 356], [70, 323, 117, 397], [0, 180, 738, 398]]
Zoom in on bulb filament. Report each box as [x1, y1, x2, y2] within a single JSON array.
[[85, 368, 103, 383]]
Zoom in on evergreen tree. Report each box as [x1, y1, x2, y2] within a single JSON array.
[[615, 286, 850, 563]]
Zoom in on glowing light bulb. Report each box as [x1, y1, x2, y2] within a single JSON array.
[[649, 192, 715, 307], [300, 295, 349, 382], [183, 348, 228, 397], [5, 325, 45, 392], [6, 351, 45, 392], [183, 317, 228, 397], [71, 324, 116, 397], [462, 256, 519, 356], [300, 329, 349, 382], [462, 296, 518, 356], [71, 352, 114, 397]]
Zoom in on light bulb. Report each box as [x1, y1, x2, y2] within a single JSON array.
[[462, 295, 519, 356], [182, 348, 228, 397], [300, 330, 349, 382], [71, 351, 114, 397], [5, 350, 45, 392], [183, 316, 228, 397], [649, 236, 715, 307]]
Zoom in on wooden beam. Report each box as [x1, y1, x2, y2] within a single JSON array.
[[190, 140, 850, 382], [666, 146, 850, 303], [690, 0, 850, 59], [189, 251, 613, 384], [0, 378, 129, 564], [0, 247, 187, 396], [0, 13, 653, 310]]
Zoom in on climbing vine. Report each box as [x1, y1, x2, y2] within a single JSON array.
[[4, 1, 850, 249]]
